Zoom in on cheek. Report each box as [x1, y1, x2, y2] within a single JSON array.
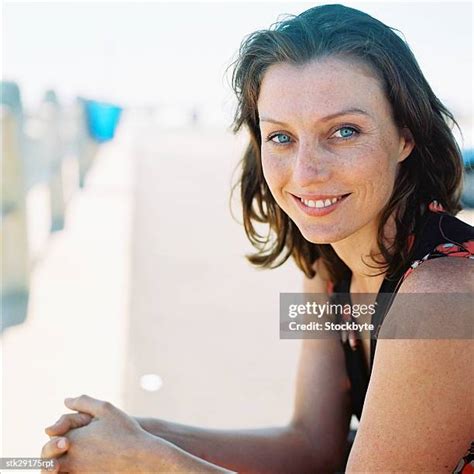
[[261, 152, 289, 194], [350, 145, 398, 203]]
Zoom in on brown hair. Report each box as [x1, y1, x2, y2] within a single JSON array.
[[230, 4, 464, 285]]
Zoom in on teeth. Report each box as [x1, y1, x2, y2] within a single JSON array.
[[301, 196, 342, 208]]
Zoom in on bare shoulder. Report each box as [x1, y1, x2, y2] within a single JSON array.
[[347, 258, 473, 470], [398, 255, 474, 294], [381, 257, 473, 340], [346, 258, 473, 471]]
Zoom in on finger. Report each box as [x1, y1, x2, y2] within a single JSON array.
[[64, 394, 109, 416], [40, 457, 60, 474], [45, 412, 93, 436], [40, 465, 59, 474], [43, 453, 68, 474], [41, 437, 68, 459], [56, 453, 70, 474]]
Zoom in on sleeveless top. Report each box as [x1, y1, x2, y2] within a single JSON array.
[[326, 200, 474, 473]]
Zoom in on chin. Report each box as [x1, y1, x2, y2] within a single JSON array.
[[296, 222, 354, 245]]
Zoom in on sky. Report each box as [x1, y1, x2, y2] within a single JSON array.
[[2, 1, 473, 135]]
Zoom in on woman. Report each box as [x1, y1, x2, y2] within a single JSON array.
[[41, 4, 473, 473]]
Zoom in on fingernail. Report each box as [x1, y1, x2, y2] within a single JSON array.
[[57, 438, 67, 449]]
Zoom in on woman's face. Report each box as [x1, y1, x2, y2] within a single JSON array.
[[257, 56, 414, 244]]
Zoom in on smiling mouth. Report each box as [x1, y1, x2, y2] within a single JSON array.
[[296, 193, 351, 209]]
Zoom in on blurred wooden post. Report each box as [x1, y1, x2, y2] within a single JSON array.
[[49, 165, 65, 231], [41, 90, 66, 232], [1, 106, 30, 330], [78, 139, 99, 188], [76, 97, 99, 188]]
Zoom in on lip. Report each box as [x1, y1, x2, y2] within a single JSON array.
[[295, 193, 348, 200], [290, 192, 351, 217]]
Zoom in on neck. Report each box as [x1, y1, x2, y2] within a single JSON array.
[[331, 212, 397, 293]]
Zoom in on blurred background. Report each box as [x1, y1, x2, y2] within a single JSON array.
[[1, 0, 473, 467]]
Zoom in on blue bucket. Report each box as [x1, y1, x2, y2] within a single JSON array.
[[84, 100, 122, 143], [462, 148, 474, 168]]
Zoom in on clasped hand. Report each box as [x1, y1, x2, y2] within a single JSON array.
[[40, 394, 170, 473]]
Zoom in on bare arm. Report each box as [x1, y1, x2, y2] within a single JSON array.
[[45, 261, 352, 473], [135, 419, 318, 474], [136, 259, 352, 473], [347, 258, 474, 472]]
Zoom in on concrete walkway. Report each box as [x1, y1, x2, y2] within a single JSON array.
[[1, 115, 302, 469], [123, 121, 302, 428]]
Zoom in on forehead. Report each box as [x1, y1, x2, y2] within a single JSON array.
[[257, 57, 389, 122]]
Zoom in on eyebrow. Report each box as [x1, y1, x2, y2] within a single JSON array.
[[259, 107, 373, 126]]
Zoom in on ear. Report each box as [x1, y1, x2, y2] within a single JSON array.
[[397, 126, 415, 163]]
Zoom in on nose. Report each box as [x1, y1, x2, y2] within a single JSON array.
[[292, 140, 331, 188]]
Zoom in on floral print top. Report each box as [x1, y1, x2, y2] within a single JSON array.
[[401, 200, 474, 283]]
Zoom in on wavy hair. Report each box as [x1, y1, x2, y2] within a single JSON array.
[[230, 4, 464, 285]]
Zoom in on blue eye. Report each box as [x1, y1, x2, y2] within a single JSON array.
[[333, 127, 358, 139], [269, 133, 292, 144]]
